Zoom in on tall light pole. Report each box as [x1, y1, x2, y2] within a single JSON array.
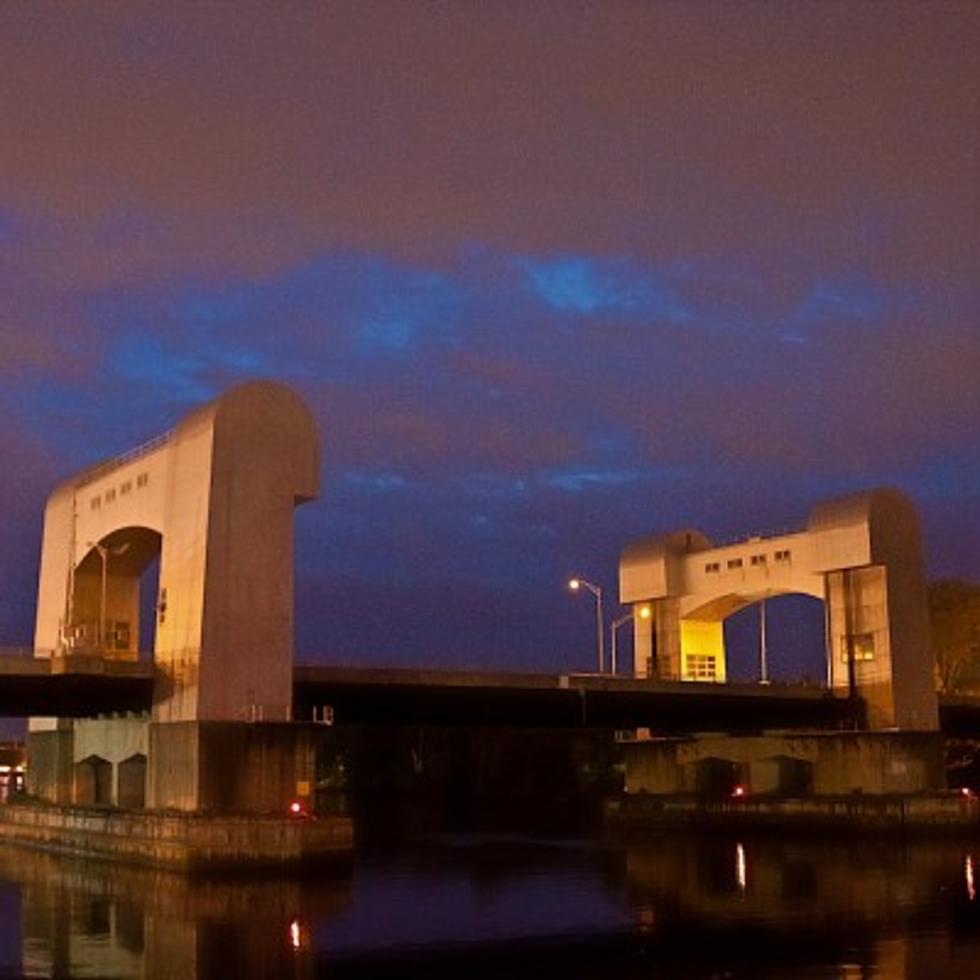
[[568, 577, 604, 673], [610, 605, 651, 676], [759, 594, 770, 685], [86, 541, 129, 652]]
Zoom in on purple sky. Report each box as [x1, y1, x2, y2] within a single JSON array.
[[0, 3, 977, 677]]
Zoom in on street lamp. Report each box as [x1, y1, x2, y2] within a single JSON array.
[[759, 593, 770, 685], [86, 541, 130, 652], [568, 577, 604, 673], [610, 605, 651, 676]]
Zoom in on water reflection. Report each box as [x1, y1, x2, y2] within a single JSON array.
[[2, 836, 980, 978], [0, 846, 349, 979], [623, 836, 980, 980]]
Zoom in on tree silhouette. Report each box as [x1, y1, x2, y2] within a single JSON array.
[[930, 580, 980, 693]]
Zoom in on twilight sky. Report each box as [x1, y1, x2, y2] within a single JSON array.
[[0, 2, 977, 679]]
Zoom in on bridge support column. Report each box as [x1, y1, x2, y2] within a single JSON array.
[[147, 722, 322, 814], [632, 598, 684, 680], [25, 722, 74, 804]]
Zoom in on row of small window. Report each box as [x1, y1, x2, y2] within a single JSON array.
[[90, 473, 149, 510], [705, 549, 792, 574]]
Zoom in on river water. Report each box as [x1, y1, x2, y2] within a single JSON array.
[[1, 832, 979, 979]]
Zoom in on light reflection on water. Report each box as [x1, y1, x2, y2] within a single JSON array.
[[1, 835, 980, 979]]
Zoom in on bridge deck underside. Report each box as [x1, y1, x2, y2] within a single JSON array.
[[292, 669, 861, 732], [0, 674, 154, 717], [3, 660, 979, 735]]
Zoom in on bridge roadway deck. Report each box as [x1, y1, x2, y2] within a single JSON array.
[[2, 654, 979, 734], [291, 665, 862, 731]]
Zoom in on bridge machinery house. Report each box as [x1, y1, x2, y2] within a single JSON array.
[[26, 381, 328, 819], [616, 489, 947, 802]]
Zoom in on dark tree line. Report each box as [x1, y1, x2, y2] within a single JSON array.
[[929, 580, 980, 694]]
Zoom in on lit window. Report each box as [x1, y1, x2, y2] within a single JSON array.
[[841, 634, 875, 662], [685, 654, 718, 680]]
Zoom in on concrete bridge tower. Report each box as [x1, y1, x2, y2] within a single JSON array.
[[29, 381, 322, 812], [620, 489, 938, 731]]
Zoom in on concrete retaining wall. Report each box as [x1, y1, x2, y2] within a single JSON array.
[[605, 791, 980, 833], [0, 801, 352, 871], [622, 731, 946, 796]]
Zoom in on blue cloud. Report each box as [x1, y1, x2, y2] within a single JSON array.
[[544, 467, 642, 493], [111, 333, 263, 402], [136, 253, 464, 367], [517, 254, 689, 322]]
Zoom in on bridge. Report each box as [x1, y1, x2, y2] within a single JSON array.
[[2, 651, 851, 729], [290, 665, 861, 731], [8, 651, 980, 736]]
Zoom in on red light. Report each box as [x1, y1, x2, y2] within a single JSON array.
[[289, 800, 304, 816], [732, 785, 745, 798], [962, 787, 973, 798]]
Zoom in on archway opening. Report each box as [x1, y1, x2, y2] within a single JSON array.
[[117, 753, 147, 809], [138, 554, 160, 660], [70, 527, 162, 660], [723, 594, 827, 684], [75, 755, 112, 806], [693, 757, 741, 798]]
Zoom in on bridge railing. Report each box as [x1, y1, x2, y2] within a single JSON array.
[[74, 429, 174, 489]]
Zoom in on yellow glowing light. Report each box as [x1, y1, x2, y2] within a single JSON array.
[[735, 842, 747, 894], [638, 606, 652, 619], [289, 920, 302, 950], [967, 855, 976, 902], [568, 578, 581, 591]]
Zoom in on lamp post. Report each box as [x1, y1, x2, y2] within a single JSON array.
[[568, 577, 604, 673], [610, 605, 651, 676], [86, 541, 129, 652], [759, 594, 770, 685]]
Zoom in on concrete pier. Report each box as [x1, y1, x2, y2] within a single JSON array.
[[0, 801, 352, 872]]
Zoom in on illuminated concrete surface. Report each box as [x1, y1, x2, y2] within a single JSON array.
[[33, 380, 318, 725], [26, 381, 322, 815], [620, 489, 937, 730]]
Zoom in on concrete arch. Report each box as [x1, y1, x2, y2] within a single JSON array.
[[680, 586, 825, 624], [619, 488, 937, 730], [676, 590, 827, 685]]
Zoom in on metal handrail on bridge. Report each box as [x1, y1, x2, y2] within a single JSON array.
[[74, 430, 174, 490]]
